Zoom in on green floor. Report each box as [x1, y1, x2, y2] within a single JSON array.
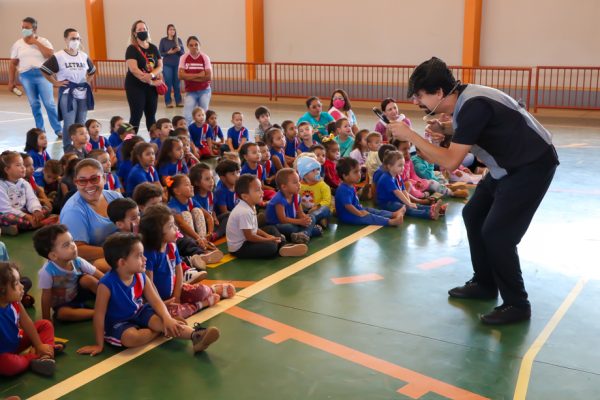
[[1, 91, 599, 399]]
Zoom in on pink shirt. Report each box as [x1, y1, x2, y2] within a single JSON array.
[[178, 51, 212, 92]]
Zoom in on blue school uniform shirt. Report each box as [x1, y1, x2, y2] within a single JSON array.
[[214, 180, 238, 215], [90, 135, 112, 151], [227, 126, 249, 149], [104, 172, 121, 191], [193, 192, 214, 213], [108, 131, 122, 148], [144, 243, 181, 300], [189, 123, 213, 148], [117, 159, 133, 185], [27, 149, 51, 171], [372, 166, 385, 185], [167, 196, 201, 214], [100, 271, 146, 324], [151, 138, 162, 150], [158, 160, 189, 180], [0, 302, 21, 353], [240, 163, 266, 183], [125, 164, 159, 197], [270, 148, 286, 174], [335, 182, 364, 219], [285, 136, 299, 157], [265, 191, 300, 225], [212, 125, 224, 141], [297, 142, 312, 153], [60, 190, 122, 246], [376, 171, 405, 206]]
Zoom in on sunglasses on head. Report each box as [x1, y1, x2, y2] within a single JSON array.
[[75, 174, 102, 186]]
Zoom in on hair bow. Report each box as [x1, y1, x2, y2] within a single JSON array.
[[165, 175, 175, 188], [124, 134, 135, 141], [321, 134, 335, 143]]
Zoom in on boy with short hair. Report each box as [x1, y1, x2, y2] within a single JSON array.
[[152, 118, 173, 150], [214, 159, 241, 215], [297, 155, 332, 229], [227, 174, 307, 258], [265, 168, 322, 244], [254, 106, 272, 142], [76, 232, 220, 356], [334, 157, 405, 226], [63, 123, 90, 159], [107, 198, 141, 233], [225, 112, 248, 153], [33, 224, 103, 322]]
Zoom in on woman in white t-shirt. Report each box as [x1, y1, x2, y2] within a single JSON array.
[[8, 17, 62, 139], [41, 28, 96, 151]]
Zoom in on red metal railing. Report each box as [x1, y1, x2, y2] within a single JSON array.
[[534, 66, 600, 111], [0, 58, 598, 112]]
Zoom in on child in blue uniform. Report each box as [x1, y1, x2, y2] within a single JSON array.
[[214, 159, 241, 215], [76, 232, 220, 355], [125, 142, 160, 197], [157, 137, 188, 185]]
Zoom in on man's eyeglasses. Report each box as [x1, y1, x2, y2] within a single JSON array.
[[74, 174, 102, 186]]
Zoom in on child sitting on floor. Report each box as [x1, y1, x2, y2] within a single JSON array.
[[321, 137, 341, 191], [297, 155, 331, 229], [77, 232, 220, 356], [86, 119, 117, 166], [215, 159, 241, 216], [125, 142, 161, 198], [265, 168, 322, 244], [225, 112, 249, 153], [24, 128, 50, 172], [157, 137, 189, 185], [22, 153, 53, 212], [34, 159, 61, 205], [108, 115, 124, 148], [254, 106, 272, 143], [334, 118, 355, 158], [189, 163, 227, 241], [282, 120, 299, 166], [297, 122, 315, 154], [265, 127, 289, 174], [240, 142, 276, 201], [0, 262, 58, 376], [64, 123, 90, 159], [139, 204, 233, 320], [334, 157, 405, 227], [227, 175, 308, 258], [33, 224, 103, 321]]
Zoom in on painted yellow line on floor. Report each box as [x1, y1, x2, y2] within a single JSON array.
[[29, 225, 382, 400], [513, 276, 588, 400]]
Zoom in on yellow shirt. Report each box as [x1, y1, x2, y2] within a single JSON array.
[[300, 180, 332, 211]]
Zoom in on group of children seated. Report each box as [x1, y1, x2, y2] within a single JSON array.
[[0, 101, 478, 378]]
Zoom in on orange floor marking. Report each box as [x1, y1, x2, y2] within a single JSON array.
[[226, 306, 488, 400], [213, 237, 227, 246], [202, 279, 256, 288], [417, 257, 458, 270], [206, 253, 236, 268], [331, 273, 384, 285]]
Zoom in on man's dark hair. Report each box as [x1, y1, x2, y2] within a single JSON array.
[[33, 224, 69, 259], [23, 17, 38, 29], [407, 57, 458, 98], [335, 157, 359, 179], [103, 233, 143, 270], [108, 198, 139, 223]]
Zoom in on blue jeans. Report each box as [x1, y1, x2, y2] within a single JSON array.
[[19, 68, 62, 135], [60, 94, 88, 150], [184, 87, 212, 124], [339, 207, 394, 226], [163, 64, 182, 106], [307, 206, 331, 224], [275, 215, 321, 239], [381, 201, 431, 219]]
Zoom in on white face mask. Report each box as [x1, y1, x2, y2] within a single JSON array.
[[68, 39, 80, 51], [22, 28, 33, 37]]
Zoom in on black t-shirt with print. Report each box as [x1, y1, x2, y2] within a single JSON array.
[[125, 43, 161, 87]]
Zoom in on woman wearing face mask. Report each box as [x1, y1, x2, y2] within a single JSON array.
[[41, 28, 96, 152], [178, 36, 212, 124], [328, 89, 359, 135], [8, 17, 62, 139], [125, 20, 163, 132]]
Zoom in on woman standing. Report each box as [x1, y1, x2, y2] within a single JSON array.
[[297, 97, 334, 143], [8, 17, 62, 139], [41, 28, 96, 151], [125, 20, 163, 132], [328, 89, 359, 135], [178, 36, 212, 124], [159, 24, 184, 108]]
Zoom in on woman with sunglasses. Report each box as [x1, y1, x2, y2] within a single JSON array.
[[297, 96, 335, 143], [41, 28, 96, 152], [59, 159, 122, 272]]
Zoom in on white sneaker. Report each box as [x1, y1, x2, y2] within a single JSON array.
[[183, 268, 207, 284], [189, 254, 207, 271]]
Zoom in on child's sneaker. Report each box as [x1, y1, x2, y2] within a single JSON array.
[[279, 244, 308, 257], [183, 268, 207, 284], [191, 324, 220, 353], [189, 255, 207, 271], [200, 249, 224, 264], [290, 232, 310, 244], [30, 358, 55, 376]]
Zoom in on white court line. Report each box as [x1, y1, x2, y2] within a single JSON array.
[[0, 117, 35, 123], [0, 110, 33, 116]]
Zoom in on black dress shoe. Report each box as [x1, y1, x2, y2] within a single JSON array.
[[448, 279, 498, 300], [480, 305, 531, 325]]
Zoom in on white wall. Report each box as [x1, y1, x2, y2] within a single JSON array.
[[0, 0, 88, 58], [103, 0, 246, 61], [481, 0, 600, 66], [264, 0, 465, 65]]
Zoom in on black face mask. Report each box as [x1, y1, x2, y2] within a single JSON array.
[[136, 31, 148, 41]]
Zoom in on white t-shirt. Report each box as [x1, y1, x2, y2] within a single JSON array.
[[10, 37, 53, 73], [226, 200, 257, 253], [41, 50, 95, 99]]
